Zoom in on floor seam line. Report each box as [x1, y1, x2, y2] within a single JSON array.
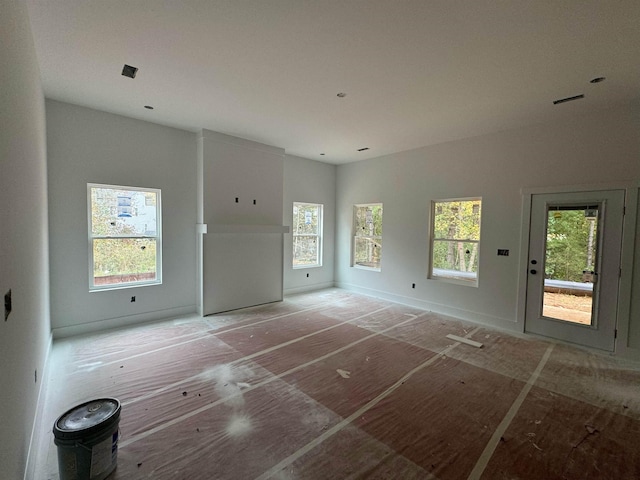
[[466, 344, 555, 480], [122, 305, 393, 407], [252, 327, 482, 480], [118, 311, 430, 447]]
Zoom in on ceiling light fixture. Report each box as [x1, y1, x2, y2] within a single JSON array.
[[552, 94, 584, 105], [144, 105, 154, 110], [336, 92, 347, 98], [121, 64, 138, 78], [590, 77, 606, 84]]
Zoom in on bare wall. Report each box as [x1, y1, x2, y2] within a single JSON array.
[[46, 100, 197, 336], [283, 155, 336, 293], [0, 0, 51, 477], [335, 104, 640, 351]]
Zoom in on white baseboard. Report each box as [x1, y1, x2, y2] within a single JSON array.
[[284, 281, 335, 296], [334, 282, 519, 332], [24, 331, 53, 480], [52, 305, 197, 339]]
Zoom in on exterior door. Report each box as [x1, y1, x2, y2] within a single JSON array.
[[525, 190, 625, 351]]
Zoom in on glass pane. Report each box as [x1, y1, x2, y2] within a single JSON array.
[[432, 240, 478, 282], [433, 200, 481, 240], [354, 237, 382, 269], [293, 235, 319, 267], [91, 187, 157, 236], [93, 238, 157, 286], [542, 206, 597, 325], [293, 204, 320, 235], [355, 205, 383, 237]]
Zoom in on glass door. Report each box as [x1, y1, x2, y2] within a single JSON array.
[[525, 190, 624, 351]]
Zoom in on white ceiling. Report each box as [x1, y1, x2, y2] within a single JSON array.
[[25, 0, 640, 164]]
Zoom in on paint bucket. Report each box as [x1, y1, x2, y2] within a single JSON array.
[[53, 398, 121, 480]]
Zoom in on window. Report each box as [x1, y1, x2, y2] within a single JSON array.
[[353, 203, 383, 270], [88, 184, 162, 290], [292, 202, 323, 268], [430, 198, 481, 286]]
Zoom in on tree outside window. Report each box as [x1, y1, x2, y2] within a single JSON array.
[[292, 202, 322, 268], [353, 203, 383, 270], [431, 198, 481, 285]]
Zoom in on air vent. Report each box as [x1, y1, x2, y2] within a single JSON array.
[[121, 64, 138, 78], [553, 94, 584, 105], [357, 147, 369, 152]]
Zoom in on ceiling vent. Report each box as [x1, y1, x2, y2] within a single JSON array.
[[121, 64, 138, 79], [553, 94, 584, 105]]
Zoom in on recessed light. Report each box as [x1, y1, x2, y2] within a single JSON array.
[[121, 64, 138, 78], [357, 147, 369, 152], [144, 105, 154, 110], [336, 92, 347, 98], [590, 77, 606, 84], [552, 94, 584, 105]]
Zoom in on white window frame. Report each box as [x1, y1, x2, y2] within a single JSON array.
[[429, 197, 481, 287], [352, 203, 383, 271], [88, 183, 162, 291], [292, 202, 323, 268]]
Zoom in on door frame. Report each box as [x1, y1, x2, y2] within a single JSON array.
[[517, 183, 638, 354]]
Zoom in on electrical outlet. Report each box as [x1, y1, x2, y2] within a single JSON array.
[[412, 283, 416, 289], [131, 296, 136, 303], [4, 289, 11, 321], [306, 273, 309, 278]]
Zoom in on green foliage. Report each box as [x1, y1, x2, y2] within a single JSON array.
[[355, 204, 383, 237], [545, 210, 597, 282], [354, 204, 383, 268], [293, 203, 321, 266], [432, 200, 481, 274]]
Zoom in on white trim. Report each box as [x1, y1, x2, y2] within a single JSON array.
[[336, 281, 518, 332], [24, 331, 53, 480], [615, 186, 639, 357], [429, 198, 482, 287], [517, 183, 638, 356], [51, 305, 196, 339], [292, 202, 323, 268], [352, 203, 383, 270], [88, 183, 162, 291], [283, 282, 335, 296]]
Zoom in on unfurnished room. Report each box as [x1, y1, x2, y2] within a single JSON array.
[[1, 1, 640, 479]]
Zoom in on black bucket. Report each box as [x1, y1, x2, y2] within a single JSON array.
[[53, 398, 121, 480]]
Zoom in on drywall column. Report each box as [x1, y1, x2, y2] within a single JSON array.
[[0, 0, 51, 477], [198, 130, 287, 315]]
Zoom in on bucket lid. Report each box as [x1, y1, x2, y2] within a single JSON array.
[[53, 398, 121, 440]]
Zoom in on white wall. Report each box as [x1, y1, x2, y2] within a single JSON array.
[[46, 100, 197, 336], [335, 104, 640, 351], [0, 0, 51, 477], [283, 155, 336, 294], [198, 130, 286, 314]]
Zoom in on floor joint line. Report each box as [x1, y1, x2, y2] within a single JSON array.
[[253, 327, 483, 480], [466, 344, 555, 480]]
